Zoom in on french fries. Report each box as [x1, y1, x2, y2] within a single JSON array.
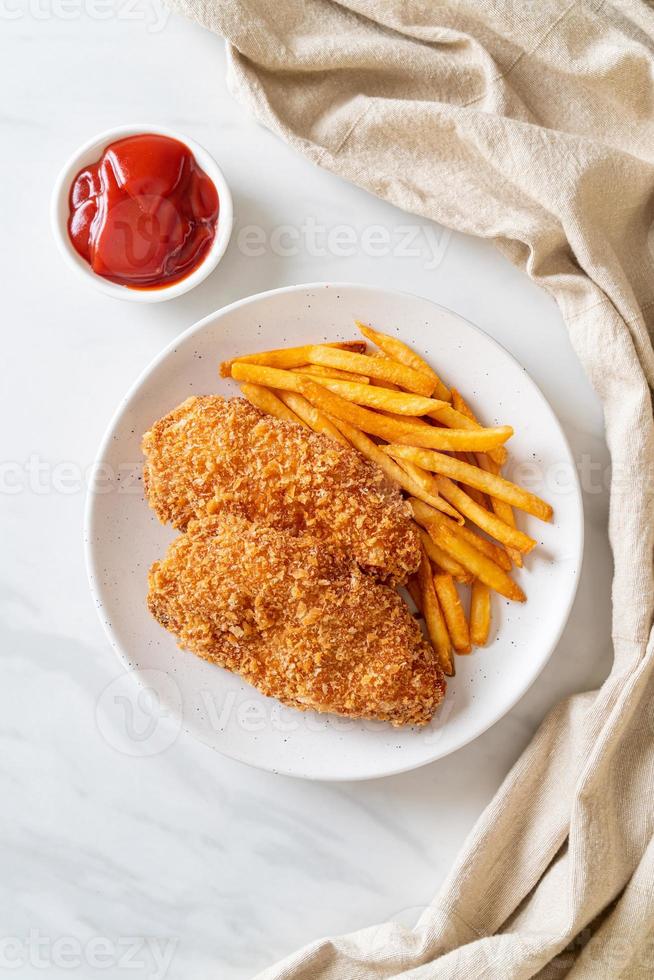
[[224, 319, 553, 670], [416, 549, 454, 675], [276, 390, 350, 447], [451, 389, 525, 565], [385, 444, 552, 521], [356, 321, 451, 402], [452, 385, 511, 499], [433, 571, 471, 654], [431, 402, 507, 467], [230, 362, 303, 391], [306, 345, 436, 397], [435, 477, 537, 553], [392, 422, 513, 453], [296, 379, 512, 451], [454, 452, 488, 507], [476, 452, 523, 567], [451, 388, 473, 419], [395, 459, 464, 523], [470, 580, 491, 646], [220, 340, 366, 376], [295, 364, 370, 384], [418, 528, 473, 584], [450, 386, 505, 445], [235, 365, 448, 422], [450, 518, 512, 572], [331, 418, 461, 518], [239, 383, 305, 425], [368, 352, 401, 390], [428, 521, 525, 602], [409, 498, 513, 572], [306, 378, 447, 416]]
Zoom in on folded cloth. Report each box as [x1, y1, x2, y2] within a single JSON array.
[[167, 1, 654, 975]]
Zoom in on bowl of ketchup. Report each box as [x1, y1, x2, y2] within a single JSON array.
[[51, 125, 233, 302]]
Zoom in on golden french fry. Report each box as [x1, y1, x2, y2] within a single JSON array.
[[332, 416, 422, 488], [379, 410, 430, 427], [356, 321, 451, 402], [385, 444, 551, 521], [451, 388, 472, 418], [465, 485, 488, 508], [330, 417, 455, 514], [296, 365, 371, 384], [433, 571, 471, 654], [395, 459, 464, 523], [453, 385, 521, 562], [300, 376, 447, 415], [399, 395, 521, 560], [455, 452, 488, 507], [429, 521, 525, 602], [476, 451, 523, 567], [220, 340, 366, 377], [410, 498, 512, 572], [297, 379, 512, 451], [380, 410, 513, 459], [418, 528, 473, 584], [435, 477, 536, 554], [470, 580, 491, 646], [276, 391, 350, 447], [306, 345, 435, 397], [392, 423, 512, 452], [397, 458, 440, 495], [452, 520, 512, 571], [504, 544, 523, 569], [239, 383, 305, 425], [230, 362, 303, 391], [454, 388, 508, 468], [369, 352, 401, 390], [417, 549, 454, 675], [433, 399, 507, 467], [236, 366, 426, 425]]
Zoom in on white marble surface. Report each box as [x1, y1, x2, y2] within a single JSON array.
[[0, 7, 613, 979]]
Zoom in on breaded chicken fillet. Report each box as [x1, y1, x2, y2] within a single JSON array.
[[148, 514, 445, 727], [142, 395, 419, 584]]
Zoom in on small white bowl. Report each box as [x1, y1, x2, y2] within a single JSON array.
[[51, 124, 233, 303]]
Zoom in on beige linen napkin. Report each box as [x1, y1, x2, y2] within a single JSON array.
[[168, 0, 654, 975]]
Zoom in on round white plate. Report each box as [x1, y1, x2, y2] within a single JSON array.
[[86, 282, 583, 780]]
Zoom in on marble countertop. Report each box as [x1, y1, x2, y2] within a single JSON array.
[[1, 8, 613, 979]]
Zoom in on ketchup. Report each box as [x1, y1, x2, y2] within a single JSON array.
[[68, 134, 220, 289]]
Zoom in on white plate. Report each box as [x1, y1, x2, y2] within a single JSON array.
[[85, 283, 583, 780]]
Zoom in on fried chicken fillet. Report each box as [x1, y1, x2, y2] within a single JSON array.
[[142, 395, 419, 584], [148, 514, 446, 727]]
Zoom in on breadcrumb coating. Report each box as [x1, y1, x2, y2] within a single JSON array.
[[142, 395, 419, 584], [148, 514, 446, 727]]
